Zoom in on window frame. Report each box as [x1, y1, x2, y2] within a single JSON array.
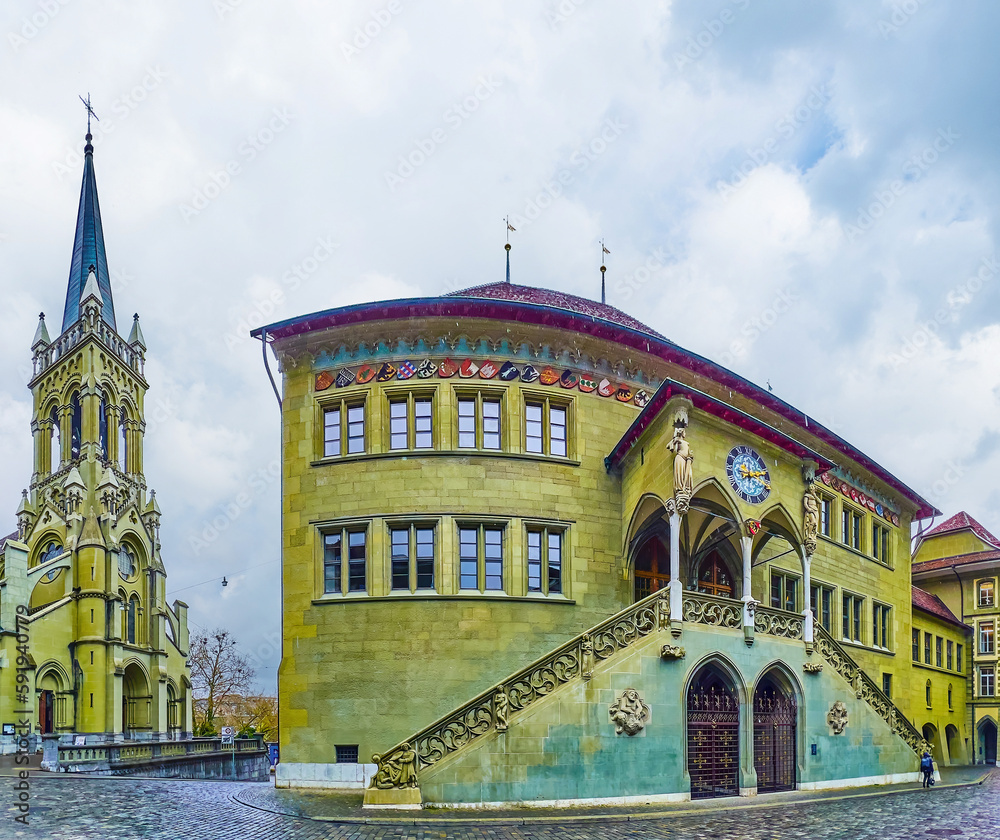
[[457, 522, 506, 593], [810, 582, 834, 632], [882, 673, 892, 700], [979, 579, 996, 608], [525, 525, 567, 596], [842, 592, 864, 644], [322, 525, 369, 596], [388, 523, 437, 593], [925, 631, 932, 664], [320, 396, 367, 458], [980, 620, 995, 655], [947, 639, 953, 670], [455, 388, 505, 452], [385, 388, 435, 452], [770, 570, 799, 613], [957, 643, 964, 674], [871, 522, 891, 565], [981, 666, 996, 698], [818, 494, 833, 538], [841, 505, 864, 552], [522, 391, 572, 458], [912, 628, 920, 662], [872, 602, 891, 650], [935, 635, 943, 667]]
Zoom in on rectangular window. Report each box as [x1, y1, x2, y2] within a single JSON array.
[[458, 394, 502, 450], [322, 400, 366, 457], [925, 632, 932, 664], [390, 525, 436, 592], [335, 745, 359, 763], [957, 644, 964, 673], [947, 639, 954, 671], [810, 584, 832, 632], [819, 496, 832, 537], [323, 528, 367, 594], [872, 523, 890, 564], [981, 666, 995, 698], [843, 594, 863, 643], [872, 603, 890, 649], [981, 621, 995, 654], [882, 674, 892, 699], [842, 508, 862, 550], [980, 580, 995, 607], [459, 525, 504, 592], [389, 395, 434, 451], [527, 528, 564, 595], [936, 636, 943, 667], [771, 572, 797, 612], [912, 628, 920, 661]]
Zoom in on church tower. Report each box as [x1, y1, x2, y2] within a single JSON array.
[[0, 125, 192, 750]]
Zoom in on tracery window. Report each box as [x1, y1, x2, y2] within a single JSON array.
[[697, 553, 733, 599]]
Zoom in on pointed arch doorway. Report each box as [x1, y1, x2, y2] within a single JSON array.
[[753, 675, 797, 792], [687, 665, 740, 799]]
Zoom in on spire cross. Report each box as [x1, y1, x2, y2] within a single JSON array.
[[79, 93, 99, 133]]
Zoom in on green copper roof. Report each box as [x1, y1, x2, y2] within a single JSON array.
[[62, 133, 116, 333]]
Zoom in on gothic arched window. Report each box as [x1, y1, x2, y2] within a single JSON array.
[[118, 546, 136, 580], [118, 410, 128, 473], [697, 552, 734, 598], [98, 390, 109, 461], [70, 393, 82, 459], [127, 596, 138, 645], [50, 407, 61, 473]]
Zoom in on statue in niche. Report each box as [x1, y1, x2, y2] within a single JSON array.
[[827, 701, 849, 735], [580, 634, 594, 680], [667, 425, 694, 515], [494, 691, 509, 732], [803, 483, 820, 556], [609, 688, 650, 736]]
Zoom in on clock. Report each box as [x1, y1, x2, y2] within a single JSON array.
[[726, 445, 771, 505]]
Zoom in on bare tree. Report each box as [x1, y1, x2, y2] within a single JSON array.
[[189, 628, 255, 736]]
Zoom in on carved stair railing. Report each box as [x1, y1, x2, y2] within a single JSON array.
[[813, 623, 926, 754], [368, 587, 671, 790]]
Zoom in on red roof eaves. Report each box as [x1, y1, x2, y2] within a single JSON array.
[[912, 585, 970, 631]]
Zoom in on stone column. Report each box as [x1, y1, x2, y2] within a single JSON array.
[[801, 546, 814, 647], [741, 533, 755, 645], [668, 510, 683, 634]]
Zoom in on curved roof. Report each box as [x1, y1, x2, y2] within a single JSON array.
[[445, 282, 665, 339], [923, 511, 1000, 549]]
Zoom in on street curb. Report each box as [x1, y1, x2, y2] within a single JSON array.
[[229, 770, 995, 826]]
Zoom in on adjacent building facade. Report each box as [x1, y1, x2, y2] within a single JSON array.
[[258, 278, 975, 804], [913, 511, 1000, 765], [0, 129, 192, 751]]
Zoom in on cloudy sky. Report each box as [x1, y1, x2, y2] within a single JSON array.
[[2, 0, 999, 691]]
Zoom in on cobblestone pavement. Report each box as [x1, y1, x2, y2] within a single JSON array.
[[0, 770, 995, 840]]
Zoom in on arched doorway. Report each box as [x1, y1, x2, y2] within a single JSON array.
[[633, 535, 670, 601], [945, 724, 963, 765], [753, 675, 797, 792], [122, 663, 150, 738], [687, 665, 740, 799], [696, 551, 734, 598], [980, 719, 997, 765], [36, 669, 65, 735], [922, 723, 938, 760]]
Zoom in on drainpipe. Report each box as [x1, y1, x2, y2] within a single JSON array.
[[258, 329, 281, 408]]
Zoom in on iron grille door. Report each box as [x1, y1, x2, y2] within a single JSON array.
[[753, 686, 796, 793], [688, 684, 739, 799]]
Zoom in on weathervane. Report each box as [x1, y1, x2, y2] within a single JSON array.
[[79, 93, 99, 133], [600, 240, 610, 304], [504, 216, 516, 284]]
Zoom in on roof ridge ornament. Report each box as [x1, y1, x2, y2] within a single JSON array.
[[504, 216, 515, 284]]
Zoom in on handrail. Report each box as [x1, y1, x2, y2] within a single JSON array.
[[813, 623, 926, 753]]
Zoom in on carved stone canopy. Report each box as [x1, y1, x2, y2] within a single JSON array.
[[609, 688, 650, 736]]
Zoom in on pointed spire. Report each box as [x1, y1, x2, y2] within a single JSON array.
[[16, 489, 34, 517], [32, 312, 51, 350], [62, 124, 116, 333], [81, 266, 102, 310], [128, 313, 146, 349]]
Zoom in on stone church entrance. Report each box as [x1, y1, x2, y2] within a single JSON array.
[[687, 666, 739, 799], [753, 676, 797, 792]]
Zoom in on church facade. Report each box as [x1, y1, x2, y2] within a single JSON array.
[[0, 128, 192, 751], [258, 278, 970, 804]]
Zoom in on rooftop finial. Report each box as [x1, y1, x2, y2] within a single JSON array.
[[505, 216, 516, 284], [600, 240, 610, 305], [79, 93, 99, 152]]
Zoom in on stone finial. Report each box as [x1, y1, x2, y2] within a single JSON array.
[[32, 313, 51, 350], [128, 313, 146, 349]]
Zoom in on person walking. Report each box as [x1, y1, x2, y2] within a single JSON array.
[[920, 750, 934, 788]]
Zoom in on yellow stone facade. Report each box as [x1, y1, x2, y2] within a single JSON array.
[[0, 132, 191, 751], [261, 282, 970, 792]]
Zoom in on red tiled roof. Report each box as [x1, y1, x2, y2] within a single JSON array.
[[924, 511, 1000, 548], [912, 585, 969, 630], [912, 549, 1000, 573], [445, 282, 665, 339]]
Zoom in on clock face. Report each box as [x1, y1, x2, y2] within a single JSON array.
[[726, 445, 771, 505]]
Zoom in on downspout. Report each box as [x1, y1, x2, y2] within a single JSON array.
[[259, 329, 282, 408], [952, 564, 973, 762]]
